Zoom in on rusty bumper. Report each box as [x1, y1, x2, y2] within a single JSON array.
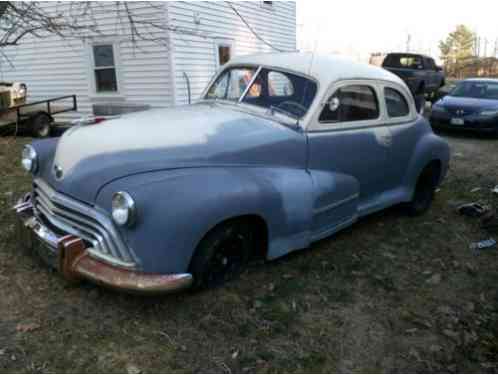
[[14, 197, 193, 294]]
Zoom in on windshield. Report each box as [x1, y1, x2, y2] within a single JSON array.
[[205, 66, 318, 119], [450, 81, 498, 100]]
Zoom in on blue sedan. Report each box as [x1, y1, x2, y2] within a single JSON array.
[[430, 79, 498, 136]]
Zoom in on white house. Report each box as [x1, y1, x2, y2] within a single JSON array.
[[0, 1, 296, 118]]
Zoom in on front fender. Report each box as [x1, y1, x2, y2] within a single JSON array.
[[96, 167, 314, 274]]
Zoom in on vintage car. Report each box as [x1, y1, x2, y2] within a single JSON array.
[[14, 53, 450, 294], [430, 78, 498, 136]]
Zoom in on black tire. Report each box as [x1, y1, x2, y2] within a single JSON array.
[[189, 219, 253, 289], [404, 164, 440, 216], [417, 83, 426, 96], [32, 113, 52, 138]]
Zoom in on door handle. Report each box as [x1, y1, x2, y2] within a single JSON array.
[[379, 134, 392, 147], [375, 128, 393, 147]]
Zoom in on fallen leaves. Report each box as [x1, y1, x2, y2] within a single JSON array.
[[16, 322, 40, 333]]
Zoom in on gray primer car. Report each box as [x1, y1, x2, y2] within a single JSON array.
[[14, 53, 450, 293]]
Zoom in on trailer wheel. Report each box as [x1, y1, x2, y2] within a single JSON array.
[[32, 113, 52, 138]]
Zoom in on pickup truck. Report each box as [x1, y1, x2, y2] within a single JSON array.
[[382, 53, 445, 98]]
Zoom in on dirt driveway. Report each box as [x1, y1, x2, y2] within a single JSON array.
[[0, 133, 497, 373]]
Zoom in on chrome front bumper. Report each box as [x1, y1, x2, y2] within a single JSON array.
[[14, 196, 193, 294]]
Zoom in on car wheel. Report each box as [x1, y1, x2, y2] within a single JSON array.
[[32, 113, 52, 138], [404, 163, 440, 216], [189, 219, 253, 289]]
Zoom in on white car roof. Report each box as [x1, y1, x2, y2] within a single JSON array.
[[226, 52, 405, 87]]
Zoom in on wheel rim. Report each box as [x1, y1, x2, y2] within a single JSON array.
[[205, 231, 248, 285]]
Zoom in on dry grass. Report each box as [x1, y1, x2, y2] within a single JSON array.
[[1, 133, 498, 373]]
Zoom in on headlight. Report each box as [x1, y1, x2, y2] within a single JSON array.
[[21, 145, 38, 173], [18, 84, 27, 97], [112, 191, 136, 227], [480, 109, 498, 117]]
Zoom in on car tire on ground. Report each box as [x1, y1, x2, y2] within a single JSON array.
[[404, 163, 440, 216], [189, 219, 253, 289], [32, 112, 52, 138]]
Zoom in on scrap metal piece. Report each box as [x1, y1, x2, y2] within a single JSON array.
[[457, 203, 488, 218], [470, 238, 497, 251]]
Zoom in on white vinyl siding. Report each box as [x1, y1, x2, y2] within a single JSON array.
[[0, 2, 174, 119], [0, 1, 296, 116], [167, 1, 296, 105]]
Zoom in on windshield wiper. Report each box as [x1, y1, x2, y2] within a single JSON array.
[[268, 105, 298, 119], [267, 106, 300, 130]]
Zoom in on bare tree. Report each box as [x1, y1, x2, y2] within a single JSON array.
[[0, 2, 181, 48], [0, 1, 282, 51]]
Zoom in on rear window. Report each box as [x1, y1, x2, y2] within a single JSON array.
[[385, 88, 410, 117], [383, 54, 424, 70]]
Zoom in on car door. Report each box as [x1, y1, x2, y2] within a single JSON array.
[[381, 83, 420, 192], [306, 80, 392, 240]]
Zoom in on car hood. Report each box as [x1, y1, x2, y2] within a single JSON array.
[[46, 103, 306, 204], [438, 95, 498, 113]]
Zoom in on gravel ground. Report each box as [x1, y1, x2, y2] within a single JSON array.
[[0, 131, 497, 373]]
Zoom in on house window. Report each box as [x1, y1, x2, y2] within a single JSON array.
[[92, 44, 118, 93], [262, 1, 274, 9], [218, 45, 231, 66]]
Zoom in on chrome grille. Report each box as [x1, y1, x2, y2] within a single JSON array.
[[447, 107, 478, 116], [32, 178, 137, 269]]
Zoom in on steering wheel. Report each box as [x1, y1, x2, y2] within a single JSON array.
[[275, 101, 308, 116]]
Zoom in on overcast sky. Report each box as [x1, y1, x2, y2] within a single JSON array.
[[296, 0, 498, 63]]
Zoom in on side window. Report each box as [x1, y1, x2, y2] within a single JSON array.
[[268, 71, 294, 97], [385, 87, 410, 118], [319, 85, 379, 123]]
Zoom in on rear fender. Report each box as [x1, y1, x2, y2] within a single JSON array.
[[402, 121, 450, 199]]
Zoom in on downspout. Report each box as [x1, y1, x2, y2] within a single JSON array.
[[182, 72, 191, 105]]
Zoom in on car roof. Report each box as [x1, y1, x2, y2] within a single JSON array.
[[226, 52, 405, 87]]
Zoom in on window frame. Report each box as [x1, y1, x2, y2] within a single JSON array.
[[381, 82, 416, 123], [214, 39, 234, 69], [311, 80, 382, 131], [87, 39, 123, 98], [384, 86, 411, 119]]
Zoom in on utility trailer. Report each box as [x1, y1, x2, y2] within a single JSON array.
[[0, 95, 77, 138]]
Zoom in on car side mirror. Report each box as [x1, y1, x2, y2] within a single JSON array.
[[328, 97, 340, 112], [436, 66, 443, 72]]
